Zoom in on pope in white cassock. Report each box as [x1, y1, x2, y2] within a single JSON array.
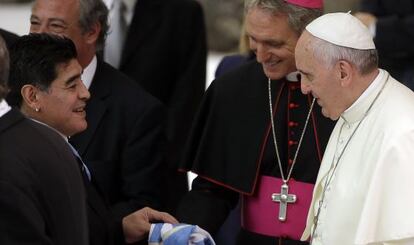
[[295, 12, 414, 245]]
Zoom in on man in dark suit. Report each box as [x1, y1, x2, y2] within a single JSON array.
[[7, 33, 177, 245], [29, 0, 166, 221], [0, 33, 89, 245], [0, 28, 18, 48], [105, 0, 208, 212]]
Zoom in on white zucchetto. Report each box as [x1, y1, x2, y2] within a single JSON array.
[[305, 12, 376, 50]]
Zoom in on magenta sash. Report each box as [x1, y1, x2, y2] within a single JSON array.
[[241, 176, 314, 240]]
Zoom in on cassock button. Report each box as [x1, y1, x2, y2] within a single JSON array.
[[288, 121, 299, 127], [289, 103, 299, 109], [288, 159, 293, 165], [288, 140, 298, 146]]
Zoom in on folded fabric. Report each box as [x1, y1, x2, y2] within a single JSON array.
[[148, 223, 216, 245]]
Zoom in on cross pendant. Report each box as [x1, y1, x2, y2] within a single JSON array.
[[271, 183, 297, 221]]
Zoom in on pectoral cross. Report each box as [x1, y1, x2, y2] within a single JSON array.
[[271, 183, 297, 221]]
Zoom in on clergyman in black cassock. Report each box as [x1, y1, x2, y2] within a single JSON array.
[[177, 59, 335, 244], [176, 2, 335, 243]]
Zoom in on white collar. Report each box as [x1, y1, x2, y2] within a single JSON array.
[[286, 71, 300, 82], [0, 99, 11, 118], [81, 55, 97, 90], [345, 69, 384, 113]]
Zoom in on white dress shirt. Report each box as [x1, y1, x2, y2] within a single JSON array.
[[0, 99, 11, 118]]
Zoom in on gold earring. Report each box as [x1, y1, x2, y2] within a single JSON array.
[[35, 108, 40, 112]]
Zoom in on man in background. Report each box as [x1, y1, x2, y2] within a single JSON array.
[[29, 0, 166, 225], [104, 0, 207, 213]]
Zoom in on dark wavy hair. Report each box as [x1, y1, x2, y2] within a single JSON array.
[[79, 0, 109, 51], [7, 33, 77, 107]]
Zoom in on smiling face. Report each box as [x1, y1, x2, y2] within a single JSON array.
[[245, 7, 299, 80], [295, 32, 344, 120], [30, 0, 96, 68], [35, 58, 90, 136]]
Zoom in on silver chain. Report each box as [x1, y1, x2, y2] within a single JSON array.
[[268, 78, 316, 183]]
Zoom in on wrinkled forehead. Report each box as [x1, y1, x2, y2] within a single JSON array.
[[296, 32, 313, 56], [295, 32, 316, 70], [245, 8, 292, 40], [32, 0, 79, 20]]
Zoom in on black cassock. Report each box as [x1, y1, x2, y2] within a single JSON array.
[[177, 60, 335, 245]]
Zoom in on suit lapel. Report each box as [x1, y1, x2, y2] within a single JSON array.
[[120, 0, 162, 67], [69, 60, 110, 155]]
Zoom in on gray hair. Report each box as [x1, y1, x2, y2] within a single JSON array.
[[309, 35, 378, 75], [0, 35, 9, 100], [244, 0, 322, 35], [78, 0, 109, 51]]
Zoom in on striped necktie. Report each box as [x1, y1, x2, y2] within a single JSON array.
[[68, 143, 92, 181]]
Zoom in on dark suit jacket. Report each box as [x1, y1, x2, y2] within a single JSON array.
[[0, 109, 88, 245], [0, 28, 18, 49], [69, 59, 165, 220], [118, 0, 207, 212], [82, 163, 123, 245]]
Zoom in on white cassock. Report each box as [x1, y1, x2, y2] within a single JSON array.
[[302, 69, 414, 245]]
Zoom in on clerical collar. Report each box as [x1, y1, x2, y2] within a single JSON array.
[[30, 118, 68, 143], [344, 69, 384, 113], [0, 99, 11, 118], [341, 69, 387, 124], [286, 71, 300, 82], [81, 55, 97, 90]]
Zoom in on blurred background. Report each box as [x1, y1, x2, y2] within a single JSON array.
[[0, 0, 362, 87], [0, 0, 363, 187]]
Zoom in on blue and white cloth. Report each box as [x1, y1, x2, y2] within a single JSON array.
[[148, 223, 216, 245]]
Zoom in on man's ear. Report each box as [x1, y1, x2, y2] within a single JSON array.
[[84, 22, 101, 45], [21, 84, 41, 111], [337, 60, 353, 87]]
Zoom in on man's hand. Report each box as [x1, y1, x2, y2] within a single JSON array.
[[122, 207, 178, 244], [354, 12, 377, 27]]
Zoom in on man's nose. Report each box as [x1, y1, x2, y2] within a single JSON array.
[[79, 81, 91, 101], [255, 44, 270, 64], [301, 81, 311, 95]]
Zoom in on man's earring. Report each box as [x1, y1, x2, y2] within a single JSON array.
[[35, 108, 40, 112]]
